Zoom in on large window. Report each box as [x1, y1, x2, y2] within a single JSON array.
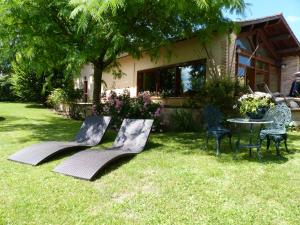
[[236, 36, 280, 92], [137, 60, 206, 97]]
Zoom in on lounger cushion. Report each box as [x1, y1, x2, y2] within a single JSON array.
[[8, 116, 111, 165], [53, 149, 134, 180], [8, 141, 84, 166]]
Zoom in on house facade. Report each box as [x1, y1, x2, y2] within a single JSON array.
[[76, 14, 300, 103]]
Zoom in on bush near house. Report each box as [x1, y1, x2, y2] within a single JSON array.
[[0, 74, 17, 101], [47, 87, 83, 119], [166, 76, 246, 130], [96, 90, 163, 132], [47, 88, 83, 107], [189, 76, 246, 117]]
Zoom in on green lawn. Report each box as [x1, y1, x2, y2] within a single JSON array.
[[0, 103, 299, 225]]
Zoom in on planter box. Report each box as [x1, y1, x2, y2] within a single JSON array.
[[151, 96, 195, 107], [53, 102, 93, 119]]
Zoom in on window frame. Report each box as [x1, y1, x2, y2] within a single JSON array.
[[137, 59, 207, 96]]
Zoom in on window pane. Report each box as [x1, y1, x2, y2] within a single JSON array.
[[255, 72, 266, 86], [138, 60, 206, 96], [256, 46, 273, 60], [256, 61, 267, 70], [238, 55, 251, 66], [140, 71, 157, 92], [160, 68, 176, 95], [237, 38, 252, 51], [269, 66, 279, 92], [237, 66, 246, 77], [180, 63, 206, 93]]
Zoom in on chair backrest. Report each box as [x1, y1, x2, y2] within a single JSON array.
[[263, 103, 291, 131], [203, 105, 223, 129], [75, 116, 111, 145], [112, 119, 154, 153]]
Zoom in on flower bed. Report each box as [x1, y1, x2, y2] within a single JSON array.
[[96, 90, 163, 132]]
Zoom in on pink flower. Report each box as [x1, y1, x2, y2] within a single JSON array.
[[154, 107, 161, 117], [115, 99, 122, 110], [139, 91, 151, 105]]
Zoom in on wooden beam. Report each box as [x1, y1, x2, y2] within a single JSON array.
[[239, 50, 276, 65], [265, 18, 282, 28], [257, 30, 280, 60], [238, 30, 256, 38], [277, 47, 300, 54], [270, 34, 291, 41], [241, 24, 255, 33]]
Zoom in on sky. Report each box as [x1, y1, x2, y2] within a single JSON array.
[[227, 0, 300, 41]]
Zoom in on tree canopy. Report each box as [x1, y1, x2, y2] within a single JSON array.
[[0, 0, 246, 103]]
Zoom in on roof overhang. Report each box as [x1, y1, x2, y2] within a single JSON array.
[[237, 14, 300, 57]]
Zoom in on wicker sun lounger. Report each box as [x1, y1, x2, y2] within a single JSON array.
[[8, 116, 111, 166], [53, 119, 154, 180]]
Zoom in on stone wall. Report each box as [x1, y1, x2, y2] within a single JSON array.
[[281, 56, 300, 96]]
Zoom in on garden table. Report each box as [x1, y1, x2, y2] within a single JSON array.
[[227, 118, 273, 160]]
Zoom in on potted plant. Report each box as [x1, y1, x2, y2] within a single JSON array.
[[236, 92, 274, 119]]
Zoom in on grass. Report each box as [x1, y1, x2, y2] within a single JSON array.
[[0, 102, 299, 225]]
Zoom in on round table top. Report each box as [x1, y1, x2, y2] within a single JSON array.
[[227, 118, 273, 124]]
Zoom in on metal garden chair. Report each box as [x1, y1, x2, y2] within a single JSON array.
[[203, 105, 232, 155], [259, 103, 292, 156]]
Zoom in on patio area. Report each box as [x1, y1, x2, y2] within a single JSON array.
[[1, 103, 299, 224]]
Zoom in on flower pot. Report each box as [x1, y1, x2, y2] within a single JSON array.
[[246, 106, 268, 119]]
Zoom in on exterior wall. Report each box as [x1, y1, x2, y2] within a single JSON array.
[[226, 33, 238, 78], [77, 35, 231, 101], [281, 56, 300, 95], [75, 64, 94, 97]]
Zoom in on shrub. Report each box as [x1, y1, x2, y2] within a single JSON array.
[[96, 90, 163, 132], [169, 109, 198, 131], [0, 74, 17, 101], [194, 76, 246, 115], [10, 63, 47, 102], [47, 88, 68, 106], [10, 62, 78, 103], [47, 88, 82, 107]]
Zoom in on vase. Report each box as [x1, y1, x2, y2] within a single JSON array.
[[246, 106, 268, 119]]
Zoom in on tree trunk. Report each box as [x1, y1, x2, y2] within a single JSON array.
[[92, 63, 103, 104]]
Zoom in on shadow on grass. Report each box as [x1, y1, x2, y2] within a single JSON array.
[[150, 131, 298, 164], [151, 132, 231, 156], [25, 104, 45, 109], [0, 117, 5, 121], [0, 117, 81, 143], [0, 115, 115, 155], [231, 131, 299, 164], [2, 109, 298, 167], [92, 141, 162, 180], [93, 156, 135, 180]]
